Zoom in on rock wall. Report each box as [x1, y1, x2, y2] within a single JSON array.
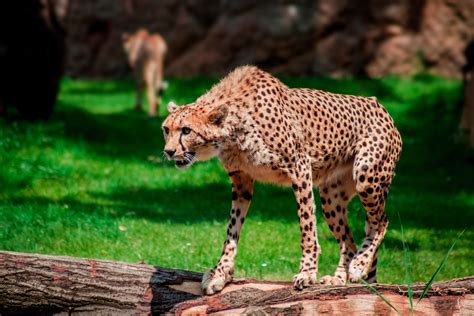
[[64, 0, 474, 78]]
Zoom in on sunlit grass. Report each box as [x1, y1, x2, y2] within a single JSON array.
[[0, 75, 472, 282]]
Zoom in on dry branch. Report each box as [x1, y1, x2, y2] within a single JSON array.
[[0, 251, 473, 315]]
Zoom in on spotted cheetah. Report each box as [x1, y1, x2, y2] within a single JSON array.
[[162, 66, 402, 294]]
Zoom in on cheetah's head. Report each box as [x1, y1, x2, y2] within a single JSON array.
[[162, 101, 228, 169]]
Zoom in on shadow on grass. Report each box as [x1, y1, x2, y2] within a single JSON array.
[[53, 103, 166, 159], [5, 174, 471, 234], [61, 79, 135, 95]]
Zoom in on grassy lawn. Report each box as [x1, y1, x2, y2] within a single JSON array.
[[0, 74, 472, 284]]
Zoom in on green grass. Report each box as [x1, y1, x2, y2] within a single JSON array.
[[0, 75, 473, 283]]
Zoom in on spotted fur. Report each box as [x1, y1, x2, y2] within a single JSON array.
[[162, 66, 402, 294]]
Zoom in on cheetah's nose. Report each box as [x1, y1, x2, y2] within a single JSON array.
[[164, 149, 176, 158]]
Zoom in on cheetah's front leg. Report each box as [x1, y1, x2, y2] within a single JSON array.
[[290, 161, 321, 290], [201, 171, 254, 295]]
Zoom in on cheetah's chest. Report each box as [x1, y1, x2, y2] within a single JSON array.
[[219, 147, 292, 186], [243, 164, 292, 186]]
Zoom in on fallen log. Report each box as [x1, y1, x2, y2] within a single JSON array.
[[0, 251, 472, 315]]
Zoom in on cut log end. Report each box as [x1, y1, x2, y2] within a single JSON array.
[[0, 251, 473, 315]]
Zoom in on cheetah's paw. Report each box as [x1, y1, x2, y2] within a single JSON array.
[[201, 268, 233, 295], [319, 275, 346, 285], [293, 271, 317, 290], [348, 258, 370, 283]]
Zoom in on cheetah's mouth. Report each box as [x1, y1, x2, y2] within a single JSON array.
[[175, 152, 196, 169]]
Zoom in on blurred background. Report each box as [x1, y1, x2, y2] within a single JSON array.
[[0, 0, 472, 283], [26, 0, 474, 78], [63, 0, 472, 78], [2, 0, 474, 118]]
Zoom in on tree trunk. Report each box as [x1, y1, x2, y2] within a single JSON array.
[[461, 70, 474, 147], [0, 0, 65, 120], [461, 41, 474, 147], [0, 251, 473, 315]]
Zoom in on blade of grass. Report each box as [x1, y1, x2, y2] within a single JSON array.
[[398, 213, 413, 311], [361, 279, 401, 315], [416, 229, 465, 306]]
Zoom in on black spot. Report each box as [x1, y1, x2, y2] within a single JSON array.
[[236, 208, 241, 217], [231, 217, 236, 225], [242, 191, 252, 201], [232, 192, 238, 200]]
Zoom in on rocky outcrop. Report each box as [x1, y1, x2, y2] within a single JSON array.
[[63, 0, 474, 78]]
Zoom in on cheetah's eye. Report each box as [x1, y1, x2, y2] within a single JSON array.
[[162, 126, 169, 135], [181, 127, 192, 135]]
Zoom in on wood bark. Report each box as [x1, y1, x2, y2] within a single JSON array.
[[0, 251, 473, 315]]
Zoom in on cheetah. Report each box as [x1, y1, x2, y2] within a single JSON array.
[[162, 66, 402, 294], [122, 29, 167, 117]]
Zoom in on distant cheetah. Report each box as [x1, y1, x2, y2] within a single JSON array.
[[162, 66, 402, 294], [122, 29, 167, 117]]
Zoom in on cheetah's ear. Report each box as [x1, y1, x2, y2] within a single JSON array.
[[208, 105, 228, 126], [167, 101, 178, 113]]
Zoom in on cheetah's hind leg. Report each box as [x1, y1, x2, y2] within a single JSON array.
[[318, 172, 357, 286], [348, 133, 399, 283]]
